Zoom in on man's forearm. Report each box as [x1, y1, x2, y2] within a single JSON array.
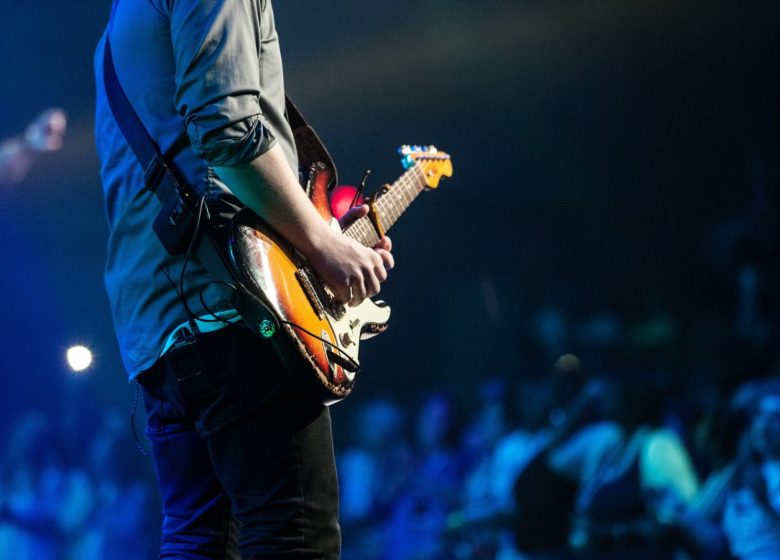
[[214, 143, 331, 258]]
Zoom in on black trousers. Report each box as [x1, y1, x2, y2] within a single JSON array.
[[138, 325, 341, 559]]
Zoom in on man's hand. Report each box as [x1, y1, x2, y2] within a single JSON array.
[[308, 203, 394, 306]]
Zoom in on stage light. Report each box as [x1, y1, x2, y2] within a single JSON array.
[[66, 345, 93, 372]]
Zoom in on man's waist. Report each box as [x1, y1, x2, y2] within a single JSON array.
[[160, 309, 242, 356]]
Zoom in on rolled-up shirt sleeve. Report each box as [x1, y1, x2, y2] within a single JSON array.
[[170, 0, 276, 166]]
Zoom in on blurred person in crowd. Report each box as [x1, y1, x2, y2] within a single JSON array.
[[567, 373, 699, 560], [0, 411, 91, 560], [721, 388, 780, 560], [450, 374, 561, 559], [0, 108, 66, 184], [338, 398, 412, 560], [459, 377, 514, 517], [654, 380, 780, 560], [510, 372, 616, 560], [447, 377, 512, 559], [68, 408, 155, 560], [384, 392, 468, 560], [677, 389, 748, 560]]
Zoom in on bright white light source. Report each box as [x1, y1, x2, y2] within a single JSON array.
[[66, 345, 93, 372]]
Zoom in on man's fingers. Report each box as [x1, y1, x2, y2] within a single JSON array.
[[375, 248, 394, 271], [374, 236, 392, 252], [364, 274, 381, 299], [338, 204, 369, 229], [373, 237, 393, 271], [330, 236, 394, 307], [348, 279, 368, 307]]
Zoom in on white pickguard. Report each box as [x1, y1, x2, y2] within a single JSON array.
[[326, 297, 390, 381]]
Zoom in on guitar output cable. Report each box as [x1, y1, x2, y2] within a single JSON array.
[[277, 319, 361, 373]]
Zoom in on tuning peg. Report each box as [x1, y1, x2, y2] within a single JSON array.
[[397, 144, 444, 168]]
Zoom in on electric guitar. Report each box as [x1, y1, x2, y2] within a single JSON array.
[[226, 146, 453, 404]]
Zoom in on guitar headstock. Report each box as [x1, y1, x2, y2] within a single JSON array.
[[398, 145, 453, 189]]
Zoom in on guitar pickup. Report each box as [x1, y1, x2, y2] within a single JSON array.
[[295, 267, 326, 319], [295, 266, 349, 321]]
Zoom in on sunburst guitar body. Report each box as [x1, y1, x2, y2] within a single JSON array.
[[226, 146, 452, 404]]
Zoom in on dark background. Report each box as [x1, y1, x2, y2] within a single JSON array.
[[0, 0, 778, 453]]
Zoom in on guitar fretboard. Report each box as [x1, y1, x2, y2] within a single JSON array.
[[343, 163, 427, 247]]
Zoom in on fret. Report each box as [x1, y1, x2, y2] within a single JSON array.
[[344, 216, 380, 247]]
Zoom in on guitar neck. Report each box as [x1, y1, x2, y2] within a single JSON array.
[[342, 163, 427, 247]]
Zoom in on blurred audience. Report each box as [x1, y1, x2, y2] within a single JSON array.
[[338, 398, 412, 560], [68, 408, 155, 559], [0, 411, 90, 559], [721, 388, 780, 559], [384, 392, 467, 560], [0, 409, 155, 559], [1, 167, 778, 559]]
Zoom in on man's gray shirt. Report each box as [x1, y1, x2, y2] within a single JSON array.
[[94, 0, 297, 379]]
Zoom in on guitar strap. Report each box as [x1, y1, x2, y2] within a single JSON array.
[[285, 96, 339, 191]]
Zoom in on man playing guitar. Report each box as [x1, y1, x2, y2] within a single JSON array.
[[94, 0, 392, 557]]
